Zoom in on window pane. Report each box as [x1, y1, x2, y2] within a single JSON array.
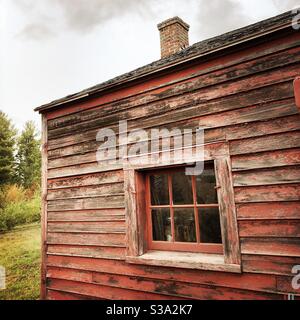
[[152, 209, 172, 242], [172, 171, 193, 205], [150, 174, 169, 205], [174, 209, 196, 243], [196, 163, 218, 204], [199, 208, 222, 244]]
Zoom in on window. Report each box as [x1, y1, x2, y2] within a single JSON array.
[[124, 142, 241, 273], [146, 163, 223, 254]]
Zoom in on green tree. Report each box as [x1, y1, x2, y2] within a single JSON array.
[[15, 121, 41, 189], [0, 111, 16, 187]]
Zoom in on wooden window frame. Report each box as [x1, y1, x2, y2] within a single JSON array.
[[145, 165, 223, 255], [124, 141, 241, 273]]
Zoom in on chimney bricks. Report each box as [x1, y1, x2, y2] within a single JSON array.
[[158, 17, 190, 59]]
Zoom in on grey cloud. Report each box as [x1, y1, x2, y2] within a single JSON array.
[[194, 0, 252, 39], [273, 0, 300, 11], [13, 0, 157, 40], [16, 24, 55, 41], [54, 0, 156, 33]]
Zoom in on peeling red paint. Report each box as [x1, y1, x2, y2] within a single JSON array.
[[294, 76, 300, 111]]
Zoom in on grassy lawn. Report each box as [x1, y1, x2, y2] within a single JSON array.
[[0, 223, 41, 300]]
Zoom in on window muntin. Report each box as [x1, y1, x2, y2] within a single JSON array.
[[146, 162, 223, 254]]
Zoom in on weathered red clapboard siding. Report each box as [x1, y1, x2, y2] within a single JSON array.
[[240, 238, 300, 257], [47, 209, 125, 222], [237, 202, 300, 220], [46, 267, 280, 300], [47, 245, 126, 260], [46, 257, 276, 292], [46, 104, 299, 169], [41, 29, 300, 300], [242, 255, 300, 276]]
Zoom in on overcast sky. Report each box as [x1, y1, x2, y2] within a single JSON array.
[[0, 0, 299, 132]]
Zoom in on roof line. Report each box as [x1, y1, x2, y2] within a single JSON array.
[[35, 9, 297, 113]]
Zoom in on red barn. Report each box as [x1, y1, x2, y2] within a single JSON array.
[[35, 10, 300, 300]]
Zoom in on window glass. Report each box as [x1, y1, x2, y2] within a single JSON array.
[[174, 209, 196, 243], [198, 208, 222, 244], [150, 174, 169, 205], [152, 209, 172, 242], [172, 171, 193, 205], [196, 163, 218, 204]]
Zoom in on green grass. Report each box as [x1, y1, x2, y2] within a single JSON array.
[[0, 223, 41, 300]]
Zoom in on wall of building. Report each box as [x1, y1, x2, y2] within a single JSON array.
[[43, 30, 300, 300]]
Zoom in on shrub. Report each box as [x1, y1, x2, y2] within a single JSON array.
[[0, 191, 41, 232], [4, 185, 26, 203]]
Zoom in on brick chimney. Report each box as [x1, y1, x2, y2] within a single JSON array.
[[158, 17, 190, 59]]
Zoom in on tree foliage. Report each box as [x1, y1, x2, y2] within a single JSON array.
[[15, 121, 41, 189], [0, 111, 16, 187]]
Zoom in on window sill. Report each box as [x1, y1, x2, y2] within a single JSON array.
[[126, 250, 241, 273]]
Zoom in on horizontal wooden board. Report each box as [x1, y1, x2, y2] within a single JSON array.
[[230, 131, 300, 156], [242, 254, 300, 276], [48, 221, 126, 234], [237, 202, 300, 220], [48, 171, 124, 189], [47, 183, 124, 200], [222, 114, 300, 141], [47, 245, 125, 260], [47, 195, 125, 211], [232, 148, 300, 171], [47, 289, 101, 300], [235, 184, 300, 203], [47, 162, 122, 179], [241, 238, 300, 257], [48, 209, 125, 222], [239, 220, 300, 238], [233, 166, 300, 187], [277, 276, 300, 295], [47, 233, 126, 247]]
